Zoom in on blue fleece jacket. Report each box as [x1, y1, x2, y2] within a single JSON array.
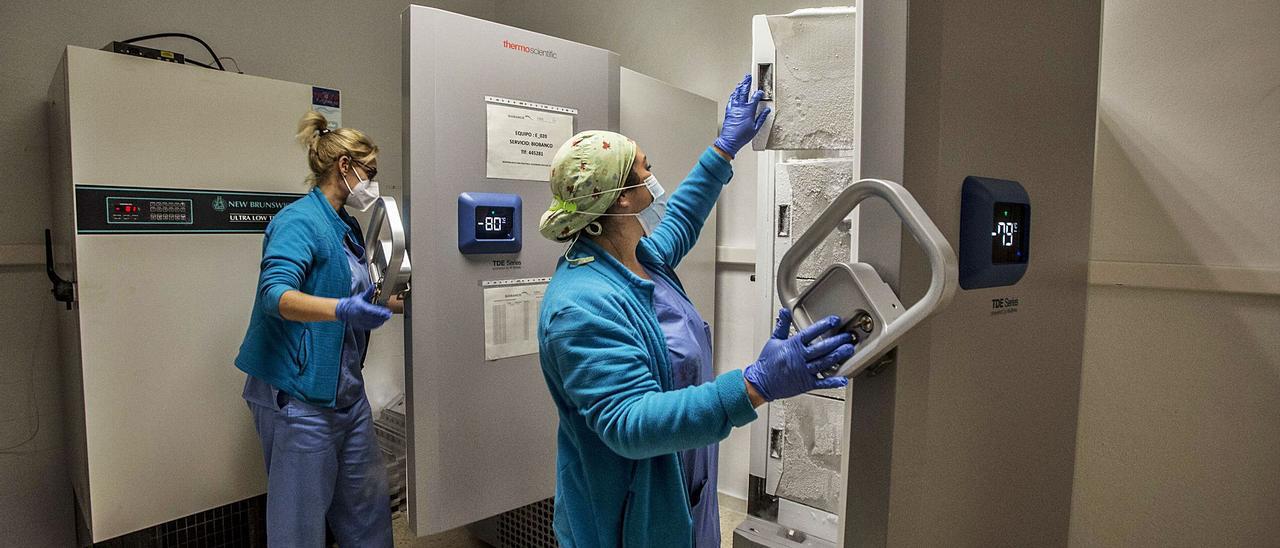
[[235, 188, 357, 407], [539, 147, 758, 548]]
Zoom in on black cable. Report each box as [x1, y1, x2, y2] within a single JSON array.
[[0, 309, 46, 454], [121, 32, 225, 70], [218, 56, 243, 74], [185, 59, 215, 70]]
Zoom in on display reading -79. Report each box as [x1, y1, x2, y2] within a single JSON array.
[[991, 202, 1028, 264]]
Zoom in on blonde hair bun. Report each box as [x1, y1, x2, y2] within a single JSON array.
[[295, 111, 379, 186]]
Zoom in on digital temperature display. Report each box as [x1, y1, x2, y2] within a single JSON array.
[[475, 206, 515, 240], [991, 202, 1028, 264], [959, 176, 1029, 289], [458, 192, 521, 254]]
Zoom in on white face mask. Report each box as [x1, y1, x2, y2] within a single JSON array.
[[341, 162, 380, 212], [577, 174, 666, 235]]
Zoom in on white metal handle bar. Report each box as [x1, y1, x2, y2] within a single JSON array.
[[364, 196, 410, 306], [775, 178, 958, 378]]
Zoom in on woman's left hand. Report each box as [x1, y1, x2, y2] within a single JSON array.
[[335, 286, 393, 329], [713, 74, 772, 158], [387, 293, 405, 314]]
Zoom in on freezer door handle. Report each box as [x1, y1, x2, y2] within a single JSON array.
[[775, 179, 958, 378], [364, 197, 412, 306], [45, 229, 75, 309]]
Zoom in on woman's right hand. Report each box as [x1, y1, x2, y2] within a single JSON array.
[[743, 308, 855, 404], [335, 286, 392, 330]]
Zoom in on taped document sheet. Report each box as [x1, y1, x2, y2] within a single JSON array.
[[482, 279, 548, 361], [485, 96, 576, 181]]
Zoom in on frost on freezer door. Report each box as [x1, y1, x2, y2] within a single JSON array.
[[775, 158, 854, 286], [764, 10, 858, 150], [775, 393, 844, 514]]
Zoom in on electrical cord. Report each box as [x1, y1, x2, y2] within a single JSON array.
[[218, 56, 243, 74], [121, 32, 225, 70], [0, 308, 47, 454]]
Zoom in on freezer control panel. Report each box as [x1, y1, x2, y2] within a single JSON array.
[[959, 176, 1031, 289], [76, 185, 303, 234], [107, 197, 192, 224], [458, 192, 522, 254]]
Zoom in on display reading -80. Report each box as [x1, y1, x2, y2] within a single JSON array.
[[991, 202, 1028, 264], [475, 206, 515, 240]]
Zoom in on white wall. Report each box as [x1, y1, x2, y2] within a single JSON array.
[[493, 0, 833, 502], [1070, 1, 1280, 546], [8, 1, 1276, 544], [0, 1, 497, 544]]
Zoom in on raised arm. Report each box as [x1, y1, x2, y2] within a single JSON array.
[[646, 74, 771, 268]]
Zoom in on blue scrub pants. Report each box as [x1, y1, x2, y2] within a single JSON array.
[[249, 395, 393, 547], [684, 442, 720, 548]]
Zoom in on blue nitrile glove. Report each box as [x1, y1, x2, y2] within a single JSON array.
[[713, 74, 772, 158], [743, 308, 855, 401], [335, 286, 392, 330]]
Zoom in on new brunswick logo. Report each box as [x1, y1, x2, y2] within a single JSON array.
[[212, 196, 227, 212]]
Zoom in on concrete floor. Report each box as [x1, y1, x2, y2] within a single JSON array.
[[391, 514, 487, 548], [392, 493, 749, 548], [717, 493, 749, 548]]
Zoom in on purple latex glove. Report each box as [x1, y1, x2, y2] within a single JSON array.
[[713, 74, 772, 158], [743, 308, 855, 402], [335, 286, 392, 330]]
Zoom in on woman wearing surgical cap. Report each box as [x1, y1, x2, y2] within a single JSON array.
[[537, 76, 857, 548]]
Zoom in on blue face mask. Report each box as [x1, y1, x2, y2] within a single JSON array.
[[636, 174, 666, 235]]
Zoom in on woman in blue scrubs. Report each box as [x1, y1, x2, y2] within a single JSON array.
[[537, 76, 857, 548], [234, 111, 401, 547]]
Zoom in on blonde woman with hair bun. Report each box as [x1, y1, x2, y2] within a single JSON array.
[[233, 111, 399, 547]]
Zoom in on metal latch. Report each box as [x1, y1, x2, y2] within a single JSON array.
[[45, 229, 75, 310], [769, 427, 784, 459]]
